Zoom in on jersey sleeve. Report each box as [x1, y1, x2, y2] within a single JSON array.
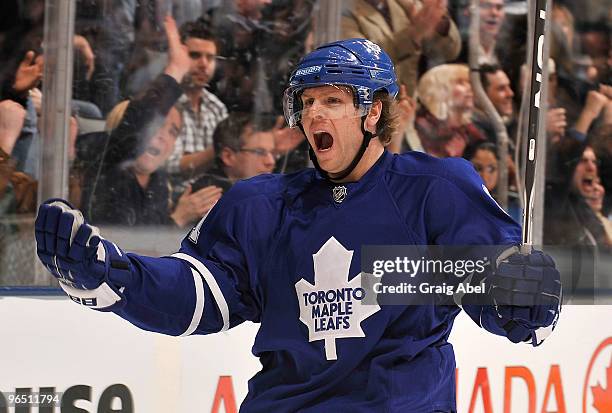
[[113, 180, 273, 336], [422, 157, 521, 246], [418, 157, 532, 341]]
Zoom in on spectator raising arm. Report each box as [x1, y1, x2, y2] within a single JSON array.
[[0, 99, 27, 156], [102, 15, 190, 168], [162, 16, 191, 84], [12, 51, 44, 94], [573, 88, 609, 135], [1, 51, 44, 108], [341, 0, 460, 94], [73, 35, 95, 81], [0, 99, 37, 212]]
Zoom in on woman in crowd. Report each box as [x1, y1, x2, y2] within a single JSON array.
[[545, 139, 609, 250], [464, 141, 520, 221], [412, 63, 485, 158]]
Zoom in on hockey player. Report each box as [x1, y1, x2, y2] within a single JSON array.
[[35, 38, 561, 412]]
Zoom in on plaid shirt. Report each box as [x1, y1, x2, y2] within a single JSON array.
[[167, 88, 228, 177]]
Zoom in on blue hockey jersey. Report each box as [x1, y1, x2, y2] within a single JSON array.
[[114, 150, 521, 412]]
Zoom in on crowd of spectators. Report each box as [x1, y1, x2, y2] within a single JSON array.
[[0, 0, 610, 285]]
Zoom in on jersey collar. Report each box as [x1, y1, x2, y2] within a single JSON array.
[[315, 150, 392, 206]]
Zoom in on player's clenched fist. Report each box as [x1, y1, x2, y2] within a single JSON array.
[[486, 247, 562, 344], [35, 199, 103, 287], [35, 199, 131, 310]]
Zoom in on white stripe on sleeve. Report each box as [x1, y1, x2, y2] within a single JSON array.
[[180, 268, 205, 337], [172, 253, 230, 332]]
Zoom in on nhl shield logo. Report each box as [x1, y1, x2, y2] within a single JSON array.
[[332, 186, 347, 203]]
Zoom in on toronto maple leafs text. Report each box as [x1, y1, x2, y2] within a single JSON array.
[[301, 288, 366, 331]]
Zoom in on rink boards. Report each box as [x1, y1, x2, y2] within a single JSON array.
[[1, 296, 611, 413]]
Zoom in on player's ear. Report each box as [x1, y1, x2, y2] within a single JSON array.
[[365, 100, 382, 133]]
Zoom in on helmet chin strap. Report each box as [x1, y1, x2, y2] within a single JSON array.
[[302, 115, 376, 182]]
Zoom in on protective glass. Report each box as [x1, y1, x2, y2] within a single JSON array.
[[283, 84, 370, 128]]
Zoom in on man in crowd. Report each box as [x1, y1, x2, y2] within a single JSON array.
[[166, 18, 228, 197], [477, 0, 505, 64], [191, 112, 277, 193], [473, 63, 517, 143], [342, 0, 461, 95]]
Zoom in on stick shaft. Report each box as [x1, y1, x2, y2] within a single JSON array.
[[521, 0, 548, 254]]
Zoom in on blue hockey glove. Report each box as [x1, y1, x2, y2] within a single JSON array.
[[485, 246, 562, 345], [35, 199, 132, 310]]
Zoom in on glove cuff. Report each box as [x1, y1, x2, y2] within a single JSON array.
[[59, 239, 132, 311], [59, 279, 125, 311], [100, 239, 133, 288]]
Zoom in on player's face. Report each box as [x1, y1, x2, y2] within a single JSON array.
[[300, 85, 378, 178], [471, 149, 499, 191], [226, 125, 276, 180], [485, 70, 514, 117], [572, 147, 600, 199], [479, 0, 505, 37], [185, 37, 217, 88], [134, 108, 181, 175]]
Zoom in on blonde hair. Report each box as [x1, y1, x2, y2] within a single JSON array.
[[105, 100, 130, 132], [416, 64, 471, 125], [374, 91, 400, 146], [552, 4, 575, 42]]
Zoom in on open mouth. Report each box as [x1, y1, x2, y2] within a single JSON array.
[[579, 176, 598, 198], [582, 176, 595, 188], [146, 146, 161, 156], [314, 132, 334, 151], [484, 19, 500, 29], [582, 178, 603, 202]]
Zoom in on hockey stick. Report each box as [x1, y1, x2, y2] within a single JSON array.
[[521, 0, 547, 255]]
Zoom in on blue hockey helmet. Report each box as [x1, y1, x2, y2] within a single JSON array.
[[283, 38, 399, 128]]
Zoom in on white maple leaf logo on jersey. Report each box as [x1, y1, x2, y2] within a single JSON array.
[[295, 237, 380, 361]]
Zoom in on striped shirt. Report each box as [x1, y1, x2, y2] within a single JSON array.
[[167, 88, 228, 177]]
